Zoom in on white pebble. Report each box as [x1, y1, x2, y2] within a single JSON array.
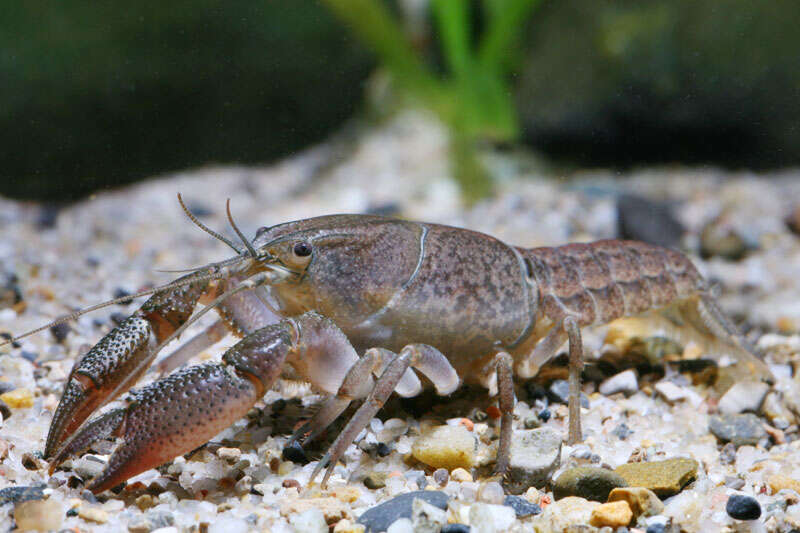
[[386, 517, 414, 533], [469, 503, 516, 533], [290, 508, 327, 533]]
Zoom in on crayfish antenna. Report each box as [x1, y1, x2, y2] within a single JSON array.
[[226, 199, 258, 259], [0, 269, 230, 349], [177, 193, 243, 254]]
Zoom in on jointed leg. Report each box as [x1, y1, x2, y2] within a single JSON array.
[[564, 316, 583, 445], [309, 343, 457, 488], [494, 351, 515, 476]]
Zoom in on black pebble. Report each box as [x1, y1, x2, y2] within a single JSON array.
[[616, 193, 684, 248], [377, 442, 391, 457], [281, 441, 309, 465], [441, 525, 471, 533], [0, 400, 11, 420], [113, 288, 132, 302], [0, 332, 20, 349], [66, 508, 79, 517], [525, 382, 547, 401], [726, 494, 762, 520], [49, 322, 71, 343], [36, 204, 61, 229], [538, 408, 551, 422], [646, 525, 665, 533], [357, 491, 449, 533], [504, 495, 542, 517]]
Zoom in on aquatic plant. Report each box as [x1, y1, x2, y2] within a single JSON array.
[[322, 0, 541, 202]]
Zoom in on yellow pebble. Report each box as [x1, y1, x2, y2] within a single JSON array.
[[333, 518, 366, 533], [331, 485, 361, 503], [589, 501, 632, 528], [450, 468, 473, 482], [768, 474, 800, 494], [78, 506, 109, 524], [0, 388, 33, 409]]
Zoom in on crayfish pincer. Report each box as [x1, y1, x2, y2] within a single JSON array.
[[4, 195, 773, 493]]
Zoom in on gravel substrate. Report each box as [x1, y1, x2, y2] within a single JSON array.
[[1, 111, 800, 532]]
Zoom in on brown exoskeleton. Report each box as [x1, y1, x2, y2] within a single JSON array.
[[5, 196, 773, 493]]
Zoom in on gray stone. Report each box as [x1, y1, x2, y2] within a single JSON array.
[[654, 381, 687, 403], [0, 485, 44, 505], [553, 467, 628, 502], [709, 413, 768, 447], [506, 427, 563, 495], [357, 491, 449, 533], [74, 455, 106, 480], [503, 495, 542, 517], [718, 381, 770, 414], [599, 369, 639, 396]]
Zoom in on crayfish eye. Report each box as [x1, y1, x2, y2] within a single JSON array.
[[292, 242, 312, 257]]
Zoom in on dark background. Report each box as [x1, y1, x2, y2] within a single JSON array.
[[2, 0, 798, 202]]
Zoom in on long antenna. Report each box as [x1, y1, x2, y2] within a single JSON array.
[[178, 193, 242, 254], [226, 199, 258, 259], [0, 269, 229, 348]]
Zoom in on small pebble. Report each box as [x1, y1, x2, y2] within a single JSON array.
[[608, 487, 664, 519], [709, 413, 768, 447], [612, 422, 633, 440], [290, 508, 327, 533], [506, 427, 562, 495], [538, 409, 551, 422], [79, 506, 109, 524], [0, 387, 33, 408], [599, 370, 638, 396], [654, 381, 687, 403], [282, 478, 301, 490], [135, 494, 156, 511], [548, 380, 589, 407], [14, 499, 63, 531], [0, 485, 45, 505], [726, 494, 761, 520], [590, 500, 633, 528], [451, 468, 472, 482], [49, 322, 71, 343], [411, 425, 476, 470], [503, 495, 542, 517], [217, 447, 241, 462], [477, 481, 504, 504], [432, 468, 449, 486], [0, 399, 10, 420], [553, 467, 627, 502], [377, 442, 391, 457], [468, 502, 516, 533], [364, 471, 387, 489], [614, 458, 698, 497], [718, 381, 770, 414], [282, 441, 309, 464]]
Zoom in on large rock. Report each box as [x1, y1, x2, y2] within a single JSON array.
[[506, 427, 563, 494], [552, 466, 628, 502], [614, 458, 698, 497]]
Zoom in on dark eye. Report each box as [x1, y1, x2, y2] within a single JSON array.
[[293, 242, 312, 257]]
